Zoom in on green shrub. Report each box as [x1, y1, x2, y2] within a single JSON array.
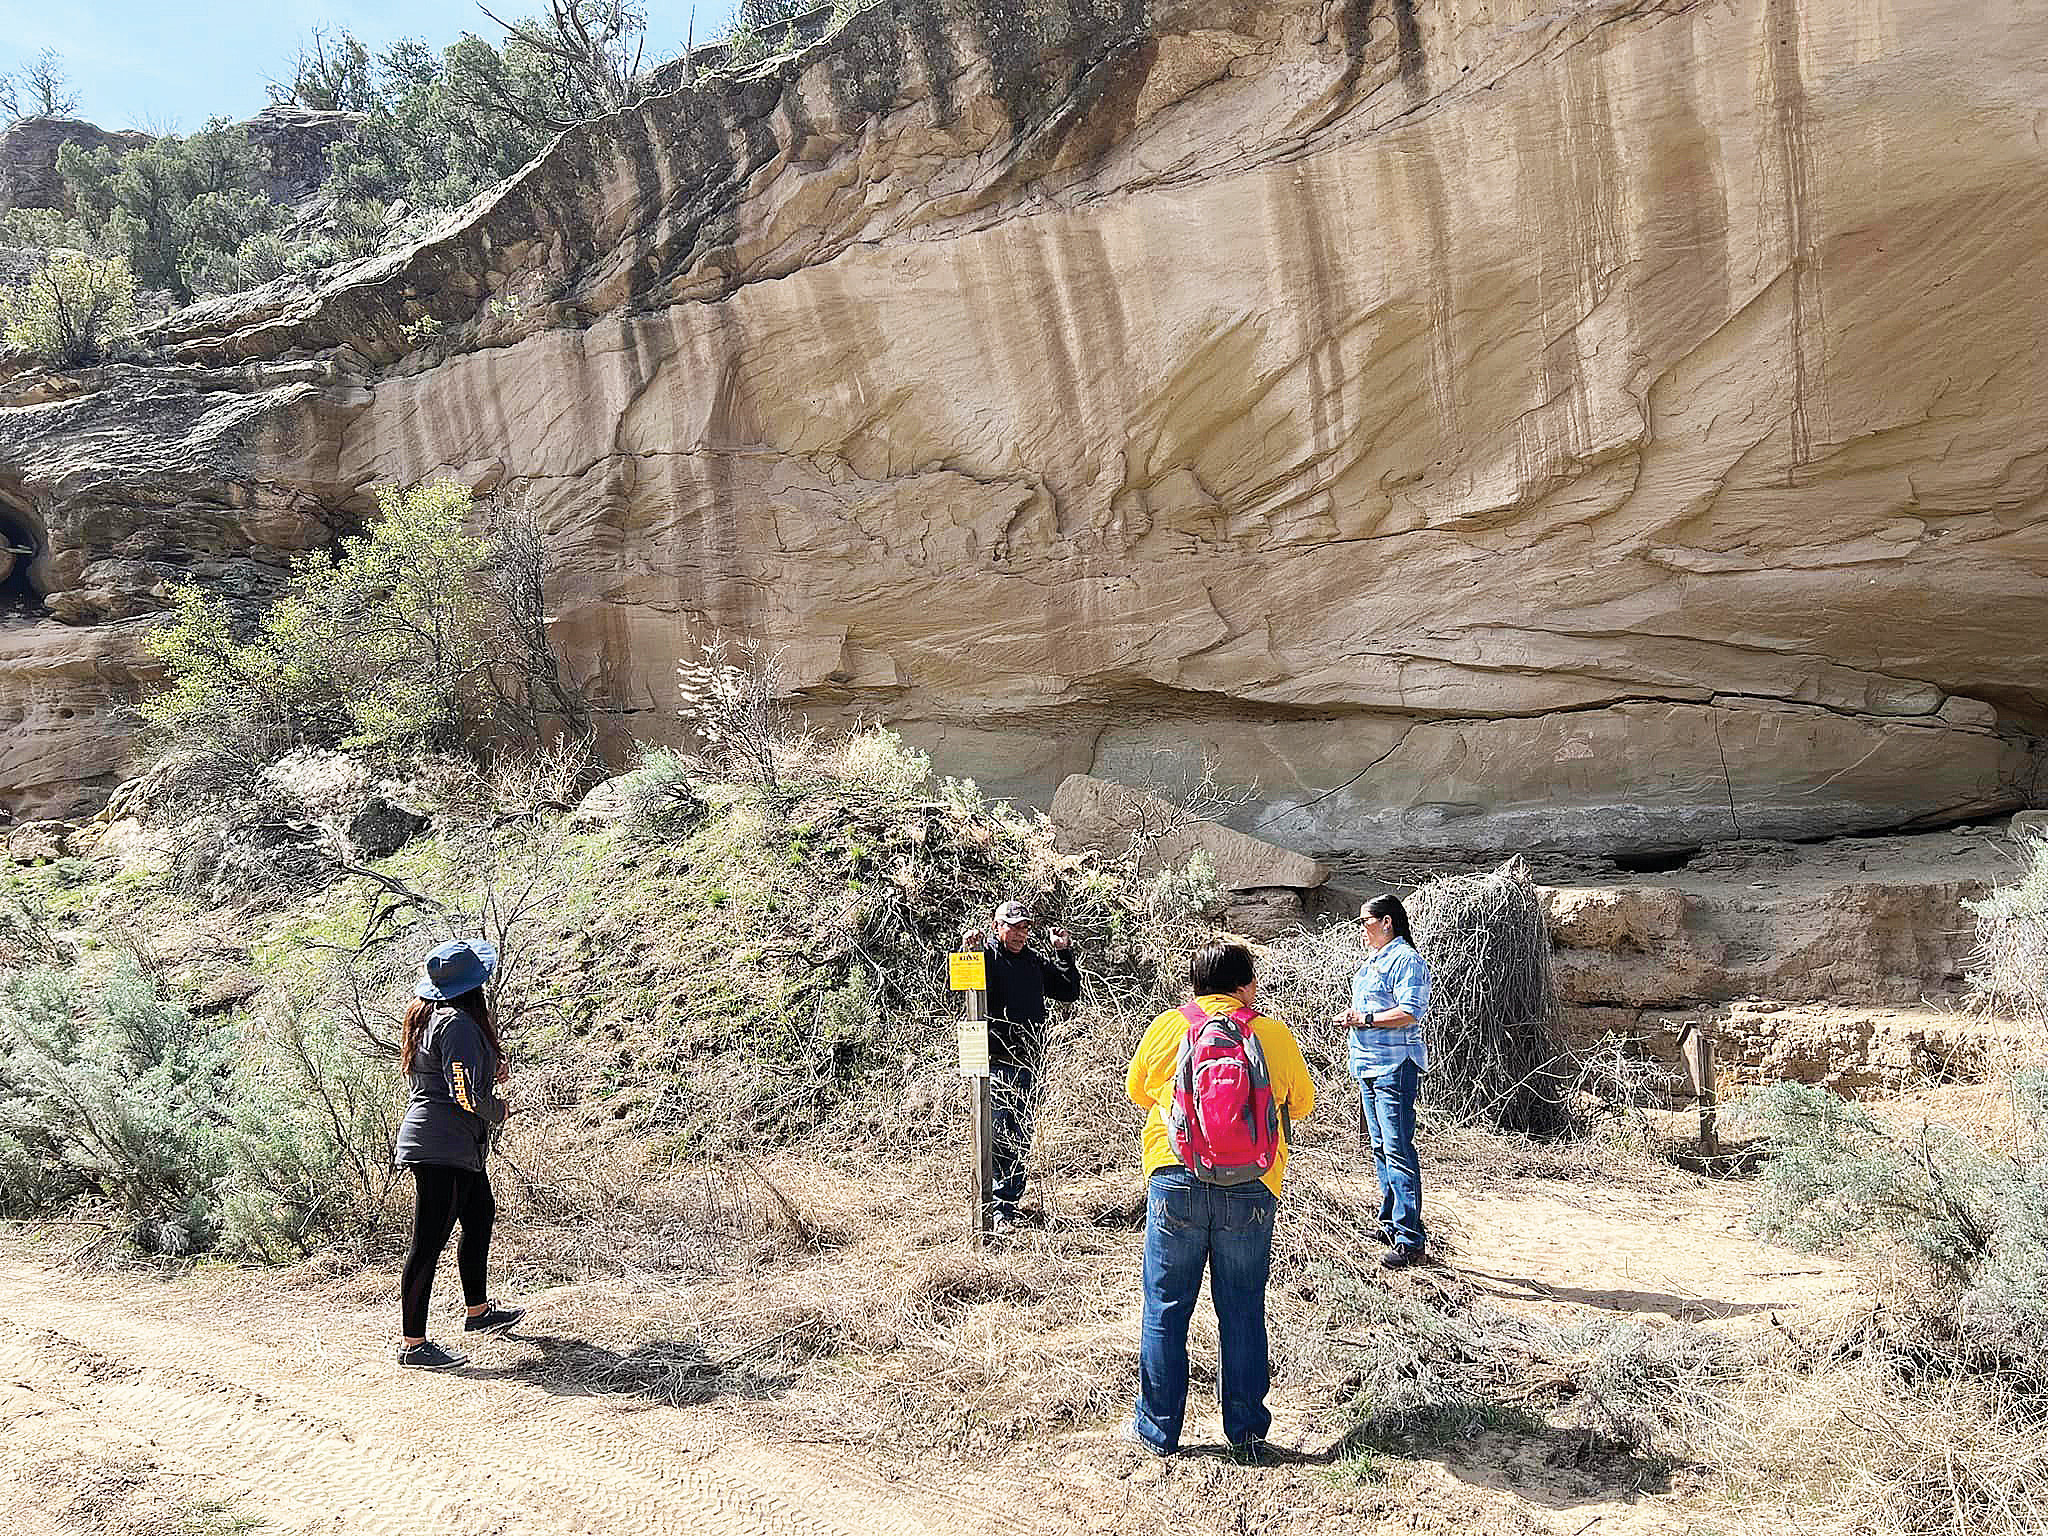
[[221, 998, 403, 1260], [0, 957, 233, 1253], [622, 745, 708, 842], [326, 22, 635, 218], [827, 726, 931, 799], [271, 26, 380, 112], [185, 228, 297, 298], [0, 244, 136, 365], [57, 119, 279, 302], [143, 478, 495, 782], [726, 0, 813, 66], [1742, 1077, 2048, 1383]]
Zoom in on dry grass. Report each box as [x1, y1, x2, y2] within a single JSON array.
[[472, 1082, 2048, 1536]]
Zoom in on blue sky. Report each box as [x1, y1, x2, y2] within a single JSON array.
[[2, 1, 741, 131]]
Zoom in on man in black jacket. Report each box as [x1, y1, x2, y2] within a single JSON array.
[[960, 899, 1080, 1227]]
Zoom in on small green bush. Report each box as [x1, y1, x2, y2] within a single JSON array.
[[221, 999, 402, 1260], [622, 746, 708, 842], [0, 957, 233, 1253], [0, 245, 136, 365], [827, 726, 931, 799]]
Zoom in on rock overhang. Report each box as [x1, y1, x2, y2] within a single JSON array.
[[1, 0, 2044, 849]]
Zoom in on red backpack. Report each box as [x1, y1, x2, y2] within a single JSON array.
[[1165, 1002, 1284, 1185]]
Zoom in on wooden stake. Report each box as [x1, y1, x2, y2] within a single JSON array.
[[1679, 1020, 1719, 1155], [964, 986, 992, 1245]]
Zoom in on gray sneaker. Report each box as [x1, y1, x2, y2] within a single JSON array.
[[463, 1304, 525, 1334], [397, 1339, 468, 1370]]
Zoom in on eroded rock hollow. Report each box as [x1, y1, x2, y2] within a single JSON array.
[[3, 0, 2044, 855]]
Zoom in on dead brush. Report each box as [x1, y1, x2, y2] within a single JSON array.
[[798, 1234, 1143, 1451], [494, 1122, 834, 1280], [1705, 1340, 2048, 1536], [1260, 859, 1586, 1136]]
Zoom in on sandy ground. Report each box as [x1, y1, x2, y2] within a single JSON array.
[[0, 1251, 1064, 1536], [1437, 1174, 1852, 1329], [0, 1157, 1857, 1536]]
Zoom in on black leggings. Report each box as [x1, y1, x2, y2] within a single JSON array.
[[400, 1164, 495, 1337]]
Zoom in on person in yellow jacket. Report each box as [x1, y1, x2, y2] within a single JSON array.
[[1124, 942, 1315, 1454]]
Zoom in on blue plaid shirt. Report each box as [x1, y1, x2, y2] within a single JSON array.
[[1349, 938, 1431, 1077]]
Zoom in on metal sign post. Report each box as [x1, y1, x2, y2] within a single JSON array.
[[949, 949, 992, 1246]]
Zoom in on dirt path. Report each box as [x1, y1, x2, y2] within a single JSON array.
[[0, 1166, 1859, 1536], [1435, 1174, 1855, 1327], [0, 1257, 1046, 1536]]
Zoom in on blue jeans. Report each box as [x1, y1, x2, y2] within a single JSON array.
[[989, 1063, 1036, 1213], [1134, 1168, 1277, 1452], [1355, 1057, 1425, 1253]]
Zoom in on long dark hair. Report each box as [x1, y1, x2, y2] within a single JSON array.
[[1365, 893, 1413, 946], [399, 986, 498, 1073]]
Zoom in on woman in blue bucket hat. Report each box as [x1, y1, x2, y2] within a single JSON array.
[[392, 938, 524, 1368]]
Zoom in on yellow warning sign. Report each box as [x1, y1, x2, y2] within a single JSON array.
[[948, 950, 987, 992]]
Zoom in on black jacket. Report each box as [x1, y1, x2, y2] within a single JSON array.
[[392, 1005, 507, 1171], [977, 939, 1081, 1069]]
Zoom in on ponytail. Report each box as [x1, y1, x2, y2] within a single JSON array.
[[1365, 893, 1413, 946]]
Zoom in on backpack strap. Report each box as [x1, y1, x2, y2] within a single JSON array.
[[1181, 1001, 1259, 1029]]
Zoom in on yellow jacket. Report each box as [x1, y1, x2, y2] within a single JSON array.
[[1126, 993, 1316, 1197]]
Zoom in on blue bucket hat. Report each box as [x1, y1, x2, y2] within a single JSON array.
[[416, 938, 498, 1001]]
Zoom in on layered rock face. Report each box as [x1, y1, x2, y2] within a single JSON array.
[[1543, 828, 2016, 1091], [2, 0, 2045, 850], [0, 117, 153, 215]]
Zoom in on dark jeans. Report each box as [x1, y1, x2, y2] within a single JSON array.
[[1357, 1058, 1426, 1253], [990, 1062, 1037, 1213], [400, 1163, 495, 1337], [1134, 1167, 1277, 1452]]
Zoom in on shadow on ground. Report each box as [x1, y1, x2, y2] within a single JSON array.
[[465, 1328, 815, 1406]]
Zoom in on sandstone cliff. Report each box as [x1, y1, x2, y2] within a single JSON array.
[[2, 0, 2043, 852], [0, 117, 154, 216]]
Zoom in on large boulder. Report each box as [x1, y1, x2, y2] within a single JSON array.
[[346, 793, 428, 861], [0, 116, 151, 215], [1050, 773, 1328, 893], [6, 818, 72, 863], [238, 105, 364, 203]]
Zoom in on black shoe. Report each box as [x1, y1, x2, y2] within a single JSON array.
[[462, 1303, 526, 1334], [397, 1339, 468, 1369], [1378, 1247, 1423, 1270]]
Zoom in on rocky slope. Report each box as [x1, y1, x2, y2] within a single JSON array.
[[2, 0, 2044, 852]]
